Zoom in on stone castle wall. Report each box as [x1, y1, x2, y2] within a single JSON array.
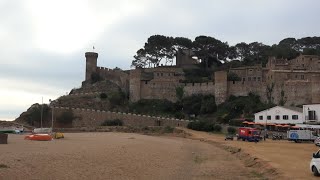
[[85, 52, 320, 107], [96, 66, 129, 93], [214, 71, 227, 105], [182, 82, 215, 97], [53, 107, 189, 128], [227, 80, 267, 100]]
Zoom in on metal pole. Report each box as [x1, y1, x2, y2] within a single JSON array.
[[40, 97, 43, 128], [265, 109, 268, 137], [49, 99, 53, 132], [52, 107, 54, 131]]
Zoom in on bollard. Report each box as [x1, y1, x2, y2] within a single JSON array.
[[0, 133, 8, 144]]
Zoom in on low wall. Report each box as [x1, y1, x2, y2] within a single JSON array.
[[53, 107, 189, 128]]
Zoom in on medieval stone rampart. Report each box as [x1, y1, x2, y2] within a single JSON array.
[[53, 107, 189, 128], [214, 71, 227, 105], [96, 66, 129, 93], [182, 82, 215, 97], [227, 81, 267, 100]]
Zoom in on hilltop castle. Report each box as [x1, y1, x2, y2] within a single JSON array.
[[82, 51, 320, 106]]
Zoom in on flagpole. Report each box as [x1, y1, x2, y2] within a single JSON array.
[[40, 97, 43, 128]]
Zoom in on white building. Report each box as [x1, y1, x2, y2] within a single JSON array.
[[303, 104, 320, 123], [254, 106, 303, 124]]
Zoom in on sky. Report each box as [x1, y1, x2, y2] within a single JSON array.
[[1, 0, 320, 121]]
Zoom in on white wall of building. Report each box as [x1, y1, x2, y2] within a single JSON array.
[[254, 106, 303, 124], [303, 104, 320, 123]]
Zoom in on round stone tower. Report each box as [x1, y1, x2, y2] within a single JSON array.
[[85, 52, 98, 81]]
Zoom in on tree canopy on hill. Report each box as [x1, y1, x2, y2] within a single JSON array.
[[132, 35, 320, 68]]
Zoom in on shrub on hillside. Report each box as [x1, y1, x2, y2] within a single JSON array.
[[182, 94, 216, 116], [109, 91, 126, 106], [162, 126, 174, 133], [214, 124, 222, 132], [26, 103, 50, 126], [187, 121, 220, 132], [101, 119, 123, 126], [100, 93, 108, 99], [227, 127, 237, 134], [129, 99, 175, 115], [216, 93, 273, 123], [56, 110, 74, 124], [174, 112, 185, 119]]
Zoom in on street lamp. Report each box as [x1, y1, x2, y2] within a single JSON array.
[[265, 109, 269, 137]]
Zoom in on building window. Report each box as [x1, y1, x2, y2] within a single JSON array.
[[257, 77, 261, 81], [275, 115, 280, 120], [253, 77, 256, 81], [259, 116, 263, 120], [267, 116, 271, 120], [161, 73, 163, 76], [292, 115, 298, 120], [243, 78, 245, 81], [283, 115, 289, 120], [309, 110, 316, 120], [145, 81, 148, 84], [301, 75, 304, 79]]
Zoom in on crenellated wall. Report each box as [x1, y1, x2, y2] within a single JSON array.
[[182, 82, 215, 97], [83, 51, 320, 108], [96, 66, 129, 93], [53, 107, 189, 128]]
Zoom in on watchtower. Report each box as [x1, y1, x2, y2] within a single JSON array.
[[85, 52, 98, 81]]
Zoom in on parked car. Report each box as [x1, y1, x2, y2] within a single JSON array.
[[310, 149, 320, 176], [225, 134, 234, 141], [315, 137, 320, 146]]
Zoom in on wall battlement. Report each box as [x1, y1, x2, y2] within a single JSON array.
[[84, 52, 320, 106], [53, 106, 189, 128]]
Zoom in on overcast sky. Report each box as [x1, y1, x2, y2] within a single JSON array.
[[1, 0, 320, 120]]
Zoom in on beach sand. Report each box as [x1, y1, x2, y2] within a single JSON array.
[[0, 132, 258, 180]]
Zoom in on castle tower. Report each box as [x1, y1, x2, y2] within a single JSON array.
[[215, 71, 228, 105], [129, 68, 142, 102], [85, 52, 98, 81]]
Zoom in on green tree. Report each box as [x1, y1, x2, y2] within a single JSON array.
[[175, 86, 184, 101], [56, 110, 74, 124], [192, 35, 228, 68]]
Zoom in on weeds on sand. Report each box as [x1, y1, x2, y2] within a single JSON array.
[[193, 155, 207, 164], [0, 164, 9, 168], [250, 171, 268, 180]]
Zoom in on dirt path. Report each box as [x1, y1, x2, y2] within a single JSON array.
[[1, 133, 264, 180], [182, 128, 319, 180]]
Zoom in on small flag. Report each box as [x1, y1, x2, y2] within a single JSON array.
[[93, 46, 95, 50]]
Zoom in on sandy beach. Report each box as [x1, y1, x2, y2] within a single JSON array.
[[0, 132, 261, 180]]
